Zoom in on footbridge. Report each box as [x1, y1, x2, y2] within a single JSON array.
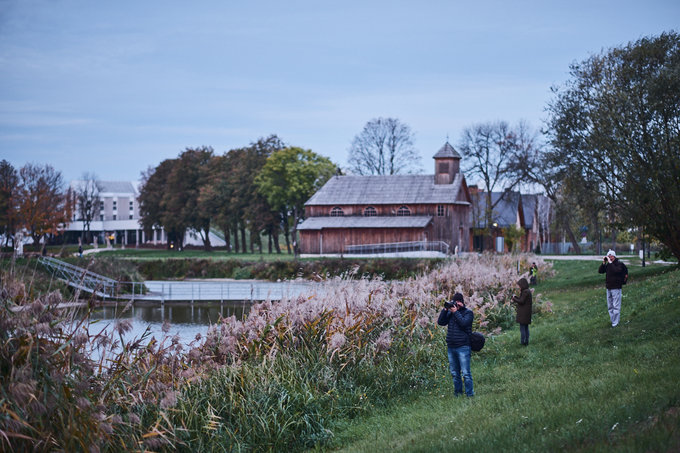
[[38, 257, 318, 302]]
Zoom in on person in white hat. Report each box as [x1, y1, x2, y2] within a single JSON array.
[[598, 249, 629, 327]]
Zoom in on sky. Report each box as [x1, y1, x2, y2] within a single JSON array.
[[1, 0, 679, 185]]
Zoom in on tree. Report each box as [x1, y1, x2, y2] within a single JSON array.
[[255, 147, 337, 257], [139, 159, 177, 249], [73, 172, 102, 243], [200, 135, 286, 254], [0, 160, 19, 248], [168, 147, 214, 251], [199, 154, 234, 251], [546, 32, 680, 261], [348, 117, 421, 175], [459, 121, 537, 251], [15, 163, 70, 249], [246, 135, 286, 253], [504, 224, 525, 253], [139, 147, 214, 251]]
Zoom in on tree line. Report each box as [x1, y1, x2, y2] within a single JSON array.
[[137, 135, 337, 255]]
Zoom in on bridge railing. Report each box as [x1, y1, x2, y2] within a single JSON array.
[[344, 240, 449, 255], [38, 257, 317, 302], [39, 256, 118, 298]]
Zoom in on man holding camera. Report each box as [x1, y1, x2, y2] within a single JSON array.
[[598, 249, 629, 328], [437, 292, 474, 397]]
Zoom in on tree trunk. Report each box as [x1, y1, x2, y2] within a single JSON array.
[[283, 217, 292, 254], [232, 222, 239, 253], [274, 231, 281, 254], [268, 231, 272, 254], [292, 207, 300, 258], [223, 227, 231, 252], [202, 226, 212, 252], [563, 221, 581, 254], [240, 228, 246, 254], [593, 214, 602, 256]]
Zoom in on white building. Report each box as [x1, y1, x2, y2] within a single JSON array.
[[66, 180, 160, 246], [66, 180, 225, 247]]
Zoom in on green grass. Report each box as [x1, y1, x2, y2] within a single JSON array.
[[325, 260, 680, 452]]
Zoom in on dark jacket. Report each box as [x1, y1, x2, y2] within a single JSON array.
[[511, 277, 532, 325], [598, 258, 629, 289], [437, 306, 473, 348]]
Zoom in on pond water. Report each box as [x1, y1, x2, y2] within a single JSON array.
[[83, 301, 252, 348]]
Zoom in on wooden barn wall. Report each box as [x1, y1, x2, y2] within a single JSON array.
[[300, 204, 471, 253], [299, 227, 433, 254]]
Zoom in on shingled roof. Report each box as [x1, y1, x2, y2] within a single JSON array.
[[297, 215, 433, 231], [433, 141, 461, 159], [70, 180, 137, 195], [305, 174, 468, 206], [472, 191, 523, 228], [521, 194, 537, 229]]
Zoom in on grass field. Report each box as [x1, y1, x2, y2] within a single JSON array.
[[326, 260, 680, 452]]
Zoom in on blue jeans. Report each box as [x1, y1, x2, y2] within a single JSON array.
[[447, 346, 474, 396]]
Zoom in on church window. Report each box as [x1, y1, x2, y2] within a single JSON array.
[[397, 206, 411, 216], [364, 206, 377, 216]]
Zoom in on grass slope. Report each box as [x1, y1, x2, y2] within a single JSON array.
[[327, 261, 680, 452]]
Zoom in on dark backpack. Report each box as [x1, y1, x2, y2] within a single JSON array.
[[470, 331, 486, 352]]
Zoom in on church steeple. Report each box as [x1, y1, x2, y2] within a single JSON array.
[[433, 141, 461, 184]]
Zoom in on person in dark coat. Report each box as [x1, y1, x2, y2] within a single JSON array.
[[598, 249, 628, 327], [437, 292, 474, 397], [511, 277, 533, 345]]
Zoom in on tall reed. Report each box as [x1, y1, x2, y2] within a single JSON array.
[[1, 254, 552, 451]]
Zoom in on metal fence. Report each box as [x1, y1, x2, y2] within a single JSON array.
[[138, 280, 317, 302], [39, 256, 318, 302], [344, 240, 449, 255]]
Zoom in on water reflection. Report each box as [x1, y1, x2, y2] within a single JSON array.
[[85, 301, 251, 347]]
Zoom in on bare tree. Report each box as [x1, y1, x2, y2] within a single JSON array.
[[348, 117, 421, 175], [74, 172, 102, 243], [459, 120, 537, 251]]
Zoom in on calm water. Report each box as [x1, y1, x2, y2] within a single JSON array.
[[83, 301, 252, 348]]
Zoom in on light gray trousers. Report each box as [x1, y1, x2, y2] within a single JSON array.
[[606, 288, 622, 327]]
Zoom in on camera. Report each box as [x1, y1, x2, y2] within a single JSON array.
[[444, 300, 455, 309]]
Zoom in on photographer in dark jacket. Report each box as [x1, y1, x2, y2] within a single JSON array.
[[598, 249, 628, 327], [437, 292, 474, 397], [511, 277, 532, 346]]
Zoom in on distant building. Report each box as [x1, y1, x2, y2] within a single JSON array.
[[66, 180, 154, 246], [470, 189, 525, 252], [65, 180, 225, 248], [297, 142, 472, 254]]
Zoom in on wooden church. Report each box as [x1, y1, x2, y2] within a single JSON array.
[[297, 142, 472, 254]]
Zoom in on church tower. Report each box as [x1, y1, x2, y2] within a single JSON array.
[[433, 141, 461, 184]]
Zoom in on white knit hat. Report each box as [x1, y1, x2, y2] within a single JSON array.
[[607, 249, 616, 257]]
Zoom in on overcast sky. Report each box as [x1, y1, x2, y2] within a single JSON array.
[[1, 0, 678, 185]]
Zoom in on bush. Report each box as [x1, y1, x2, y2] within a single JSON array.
[[133, 258, 444, 282]]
